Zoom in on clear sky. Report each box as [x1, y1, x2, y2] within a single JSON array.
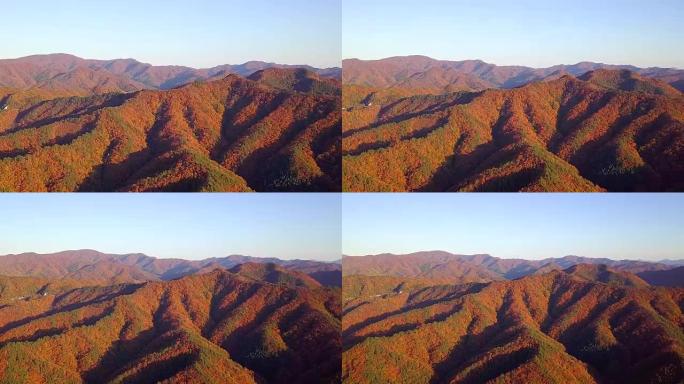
[[343, 0, 684, 69], [0, 0, 341, 68], [342, 194, 684, 261], [0, 194, 341, 261]]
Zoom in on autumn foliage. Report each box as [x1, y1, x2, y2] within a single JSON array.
[[342, 70, 684, 191], [343, 263, 684, 383], [0, 68, 341, 191], [0, 265, 341, 383]]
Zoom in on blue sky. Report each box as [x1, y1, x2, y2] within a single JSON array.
[[0, 194, 341, 261], [342, 194, 684, 261], [0, 0, 341, 68], [343, 0, 684, 68]]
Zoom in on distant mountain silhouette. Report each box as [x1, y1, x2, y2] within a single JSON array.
[[343, 55, 684, 91], [0, 268, 340, 383], [0, 53, 341, 94], [0, 250, 341, 287], [342, 251, 679, 283]]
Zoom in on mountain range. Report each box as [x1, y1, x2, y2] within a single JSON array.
[[343, 57, 684, 192], [0, 54, 341, 95], [342, 251, 683, 286], [0, 250, 341, 383], [0, 249, 341, 287], [0, 57, 341, 191], [342, 251, 684, 383], [343, 56, 684, 92]]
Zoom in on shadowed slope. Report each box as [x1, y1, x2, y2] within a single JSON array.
[[247, 68, 340, 96], [639, 267, 684, 287]]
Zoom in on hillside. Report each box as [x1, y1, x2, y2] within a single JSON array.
[[343, 268, 684, 383], [342, 70, 684, 191], [0, 68, 341, 192], [0, 268, 341, 383], [0, 250, 342, 288]]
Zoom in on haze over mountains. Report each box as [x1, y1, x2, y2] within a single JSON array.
[[0, 267, 340, 383], [342, 56, 684, 192], [0, 54, 341, 191], [342, 251, 684, 287], [0, 249, 341, 287], [342, 251, 684, 383], [343, 56, 684, 92], [0, 54, 341, 95]]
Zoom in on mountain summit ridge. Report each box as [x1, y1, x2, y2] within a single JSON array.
[[0, 53, 341, 93], [0, 250, 342, 287], [342, 55, 684, 91]]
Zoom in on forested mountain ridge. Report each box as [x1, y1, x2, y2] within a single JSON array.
[[343, 265, 684, 383], [0, 266, 341, 383], [0, 68, 341, 192], [343, 56, 684, 91], [0, 53, 341, 94], [0, 250, 341, 287], [343, 70, 684, 191], [342, 251, 681, 283]]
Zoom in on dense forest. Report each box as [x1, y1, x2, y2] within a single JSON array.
[[0, 263, 341, 383], [342, 68, 684, 192], [342, 262, 684, 383], [0, 67, 341, 191]]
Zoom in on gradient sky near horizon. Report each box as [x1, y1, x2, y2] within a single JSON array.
[[0, 194, 341, 261], [342, 194, 684, 261], [0, 0, 341, 68], [343, 0, 684, 69]]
